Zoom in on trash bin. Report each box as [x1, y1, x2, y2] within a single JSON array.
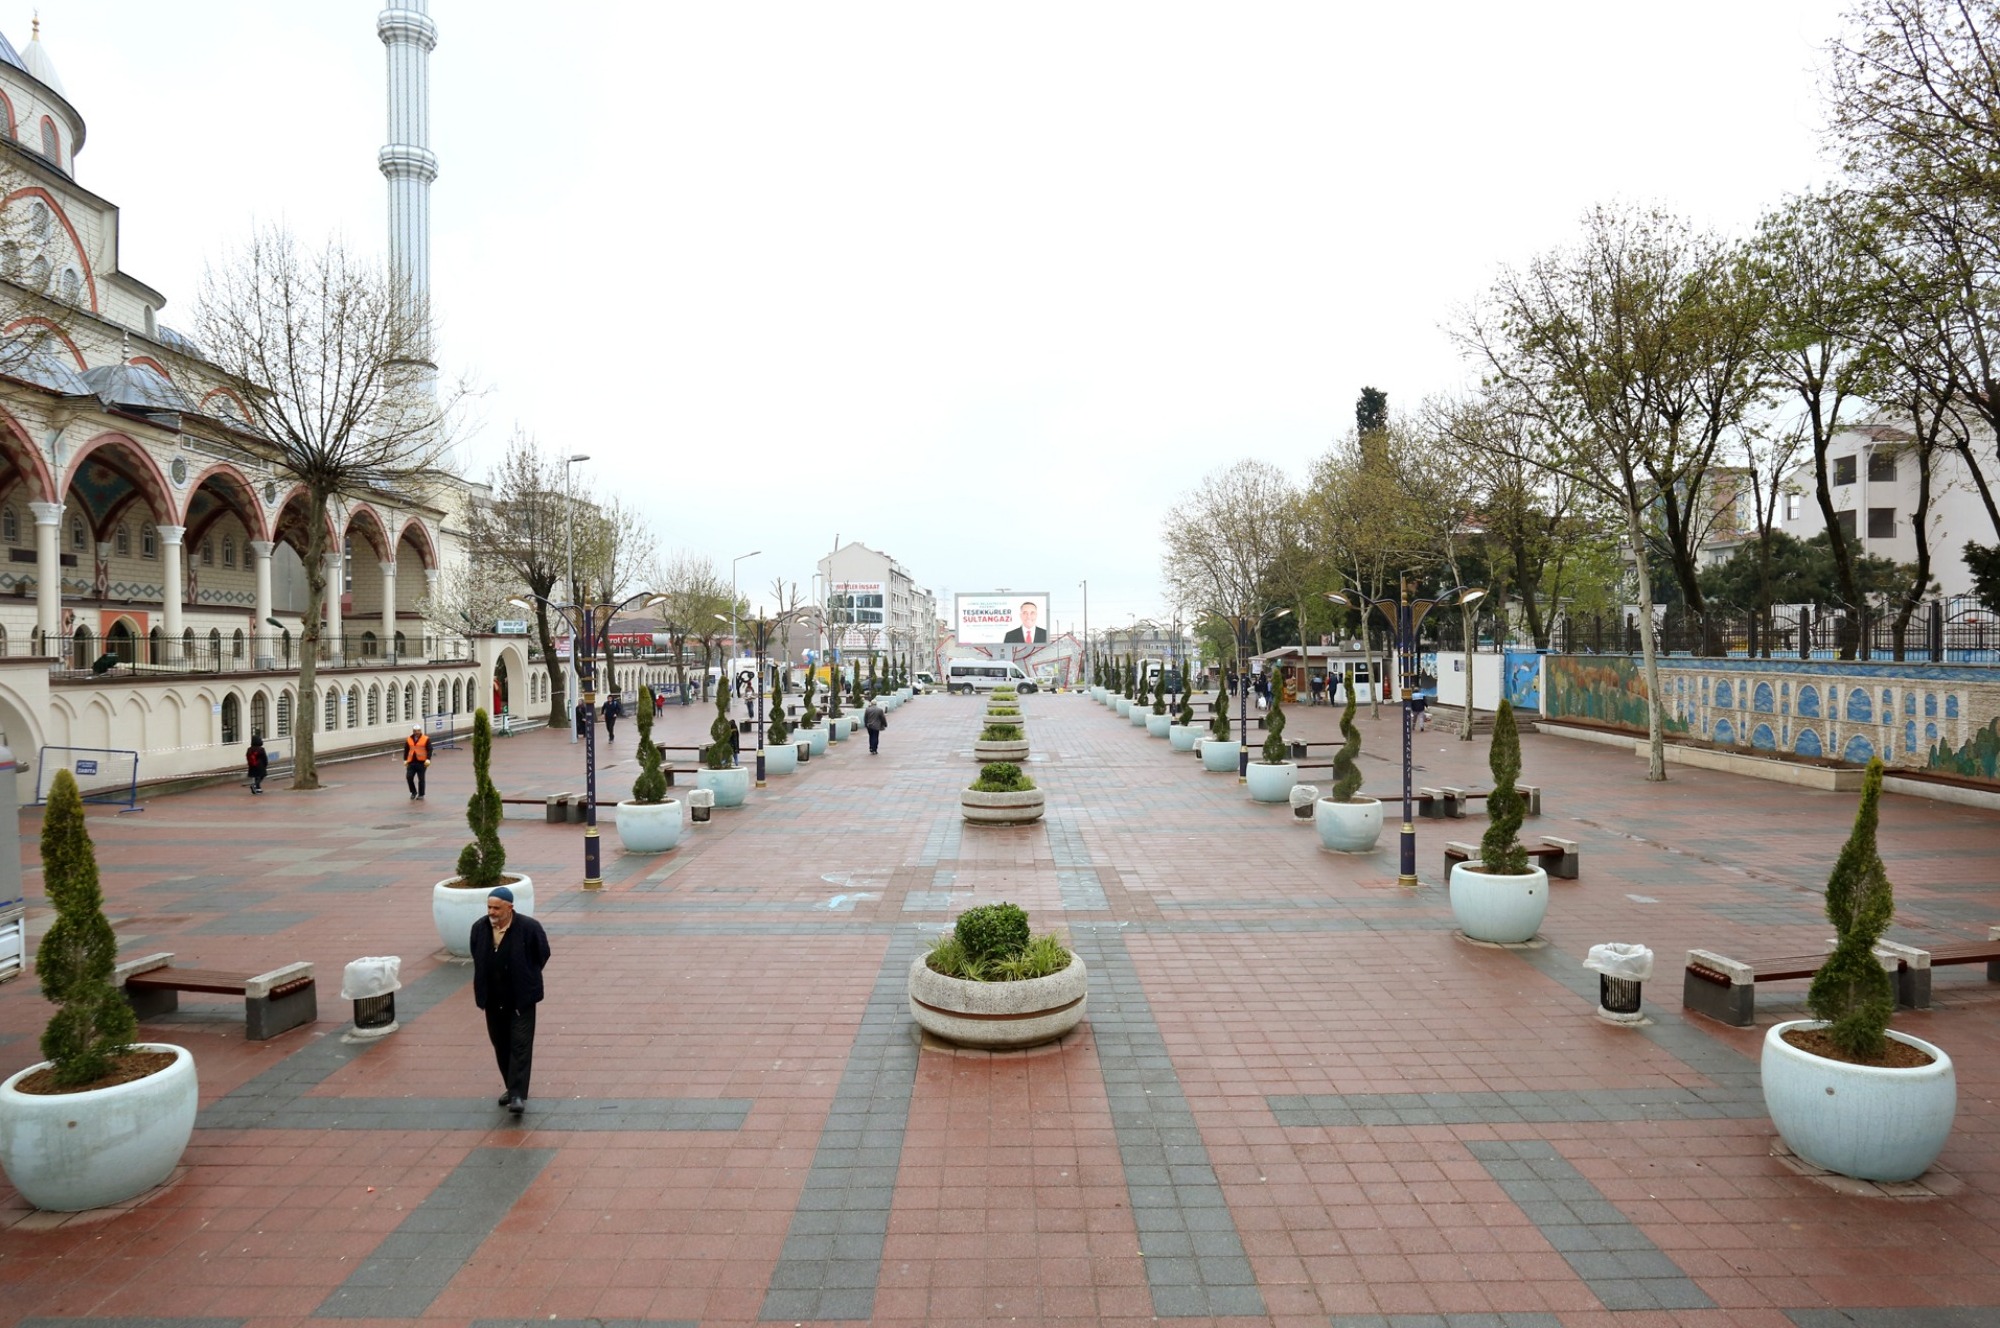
[[1289, 784, 1320, 821], [341, 956, 402, 1039], [1582, 944, 1653, 1024], [689, 788, 715, 823]]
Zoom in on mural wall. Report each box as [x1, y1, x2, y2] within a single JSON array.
[[1543, 654, 2000, 786]]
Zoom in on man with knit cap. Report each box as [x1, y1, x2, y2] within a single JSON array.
[[470, 885, 551, 1115]]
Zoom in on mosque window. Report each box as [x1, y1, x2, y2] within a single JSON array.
[[68, 517, 83, 550], [141, 526, 156, 559], [200, 537, 214, 567], [38, 119, 57, 164], [26, 201, 51, 242], [222, 536, 235, 568], [57, 268, 79, 305], [1, 507, 14, 543], [115, 523, 129, 555]]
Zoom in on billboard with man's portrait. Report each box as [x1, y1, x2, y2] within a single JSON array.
[[956, 592, 1051, 646]]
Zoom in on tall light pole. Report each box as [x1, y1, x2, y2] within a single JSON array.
[[563, 453, 590, 744], [731, 550, 761, 682], [1328, 579, 1484, 886]]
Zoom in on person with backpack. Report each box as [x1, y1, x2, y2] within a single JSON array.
[[245, 733, 269, 795]]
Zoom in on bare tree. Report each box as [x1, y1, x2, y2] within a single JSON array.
[[192, 227, 459, 789], [656, 551, 728, 703], [1161, 460, 1299, 681], [574, 494, 658, 694], [466, 432, 577, 728]]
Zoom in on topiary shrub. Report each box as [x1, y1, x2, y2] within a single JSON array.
[[457, 708, 507, 887], [1330, 687, 1363, 802], [955, 902, 1030, 963], [970, 761, 1035, 793], [1806, 758, 1896, 1059], [1261, 673, 1289, 763], [35, 767, 137, 1088], [980, 724, 1023, 741], [826, 664, 842, 721], [1175, 685, 1194, 726], [766, 671, 792, 746], [866, 655, 879, 699], [705, 680, 736, 769], [1151, 668, 1167, 715], [1477, 699, 1528, 874], [848, 661, 863, 710], [1209, 679, 1233, 741], [801, 668, 820, 729], [632, 686, 668, 804]]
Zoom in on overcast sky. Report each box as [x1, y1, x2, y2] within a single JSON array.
[[25, 1, 1849, 634]]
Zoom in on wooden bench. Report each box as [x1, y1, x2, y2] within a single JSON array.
[[1426, 785, 1543, 818], [116, 952, 316, 1041], [1873, 928, 2000, 1009], [1682, 931, 2000, 1026], [1443, 837, 1578, 880]]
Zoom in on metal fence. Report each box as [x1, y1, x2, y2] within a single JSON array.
[[1545, 600, 2000, 664]]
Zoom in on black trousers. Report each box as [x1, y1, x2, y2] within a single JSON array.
[[867, 726, 880, 752], [484, 1004, 536, 1100], [405, 761, 427, 796]]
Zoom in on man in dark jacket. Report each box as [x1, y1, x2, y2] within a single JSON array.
[[863, 698, 887, 754], [470, 885, 551, 1115]]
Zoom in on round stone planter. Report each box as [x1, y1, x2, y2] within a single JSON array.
[[697, 765, 751, 807], [1448, 861, 1547, 944], [985, 711, 1024, 725], [1315, 796, 1383, 852], [614, 799, 684, 854], [1144, 712, 1171, 738], [434, 872, 535, 957], [1245, 760, 1297, 803], [1762, 1021, 1956, 1182], [973, 738, 1030, 763], [803, 725, 829, 755], [1114, 697, 1133, 718], [1128, 704, 1150, 727], [908, 952, 1088, 1049], [0, 1043, 198, 1211], [1091, 687, 1106, 704], [1201, 739, 1242, 773], [764, 743, 798, 776], [962, 787, 1046, 824], [1168, 723, 1199, 751]]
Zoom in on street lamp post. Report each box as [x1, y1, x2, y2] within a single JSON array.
[[731, 550, 761, 676], [563, 453, 590, 744], [1327, 578, 1485, 886], [513, 588, 663, 890]]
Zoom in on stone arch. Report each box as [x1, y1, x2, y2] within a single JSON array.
[[182, 461, 271, 544], [394, 515, 439, 571], [271, 485, 340, 562], [0, 401, 56, 505], [61, 432, 175, 543], [343, 502, 395, 563]]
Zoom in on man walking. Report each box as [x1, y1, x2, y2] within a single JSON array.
[[863, 696, 887, 754], [404, 725, 431, 800], [470, 885, 551, 1116], [602, 692, 623, 741]]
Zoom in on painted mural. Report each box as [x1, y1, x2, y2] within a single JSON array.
[[1542, 654, 2000, 788]]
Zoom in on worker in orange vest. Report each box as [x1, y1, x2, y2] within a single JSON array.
[[405, 726, 432, 800]]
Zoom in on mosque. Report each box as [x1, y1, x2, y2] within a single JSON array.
[[0, 8, 557, 793]]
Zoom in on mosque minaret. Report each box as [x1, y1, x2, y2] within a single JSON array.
[[376, 0, 438, 383]]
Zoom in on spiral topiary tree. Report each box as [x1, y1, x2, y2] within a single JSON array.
[[848, 660, 862, 710], [1151, 667, 1167, 715], [1329, 686, 1363, 801], [36, 767, 137, 1087], [866, 655, 878, 698], [1209, 674, 1233, 741], [801, 667, 820, 729], [1174, 682, 1194, 726], [1806, 758, 1896, 1059], [458, 708, 507, 887], [1261, 670, 1289, 763], [827, 663, 842, 722], [767, 672, 792, 746], [1478, 699, 1528, 874], [705, 677, 736, 769], [631, 686, 667, 804]]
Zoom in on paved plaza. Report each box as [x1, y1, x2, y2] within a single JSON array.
[[2, 690, 1999, 1328]]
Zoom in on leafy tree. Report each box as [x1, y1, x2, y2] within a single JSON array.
[[1806, 759, 1896, 1059], [36, 768, 136, 1087], [1478, 700, 1528, 875], [1699, 531, 1911, 613], [1329, 688, 1363, 802], [631, 686, 667, 805], [457, 709, 507, 887], [1966, 541, 2000, 611]]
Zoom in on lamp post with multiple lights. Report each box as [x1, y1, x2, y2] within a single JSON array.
[[1326, 578, 1485, 886]]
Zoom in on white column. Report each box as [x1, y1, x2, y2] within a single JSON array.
[[379, 560, 398, 659], [324, 553, 345, 661], [29, 501, 62, 648], [156, 524, 185, 660], [249, 540, 275, 667], [424, 567, 438, 656]]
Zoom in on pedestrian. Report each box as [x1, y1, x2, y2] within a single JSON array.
[[603, 693, 622, 741], [469, 885, 551, 1116], [864, 696, 887, 754], [404, 725, 431, 800], [1411, 692, 1430, 732], [245, 733, 269, 795], [1330, 668, 1344, 706], [1309, 671, 1324, 706]]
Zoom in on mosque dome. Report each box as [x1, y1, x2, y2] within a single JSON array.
[[83, 361, 192, 413], [0, 333, 89, 395], [20, 19, 65, 98]]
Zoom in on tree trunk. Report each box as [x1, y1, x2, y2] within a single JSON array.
[[1625, 497, 1669, 782], [291, 494, 331, 790]]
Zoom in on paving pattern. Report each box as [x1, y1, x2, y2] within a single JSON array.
[[1, 688, 1998, 1328]]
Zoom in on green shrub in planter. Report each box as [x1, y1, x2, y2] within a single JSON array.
[[457, 709, 507, 887], [1261, 676, 1288, 763], [1477, 699, 1528, 874], [1806, 758, 1896, 1059], [956, 902, 1029, 962], [705, 681, 736, 769], [981, 724, 1023, 741], [766, 678, 792, 745], [848, 661, 863, 710], [1329, 688, 1363, 802], [1209, 680, 1232, 741], [1151, 668, 1167, 715], [987, 706, 1021, 718], [1175, 684, 1194, 726], [927, 903, 1071, 981], [631, 686, 668, 804], [971, 762, 1035, 793], [35, 768, 137, 1087], [801, 668, 820, 729]]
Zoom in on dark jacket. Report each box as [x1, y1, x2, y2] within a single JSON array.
[[246, 742, 269, 775], [470, 911, 551, 1010], [863, 702, 887, 732]]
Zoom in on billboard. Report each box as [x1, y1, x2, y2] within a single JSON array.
[[956, 592, 1051, 646]]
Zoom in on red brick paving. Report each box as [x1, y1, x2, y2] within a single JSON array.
[[0, 687, 1995, 1326]]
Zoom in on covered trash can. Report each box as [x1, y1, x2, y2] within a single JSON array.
[[1583, 944, 1653, 1025], [341, 956, 402, 1039]]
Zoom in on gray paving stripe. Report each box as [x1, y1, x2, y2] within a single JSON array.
[[1467, 1138, 1714, 1313], [1789, 1311, 2000, 1327], [1270, 1087, 1763, 1128], [22, 1321, 248, 1328], [1057, 868, 1109, 910], [315, 1146, 554, 1319], [474, 1321, 697, 1328], [1329, 1315, 1563, 1328], [758, 929, 922, 1323], [1071, 925, 1266, 1320], [202, 1094, 751, 1132]]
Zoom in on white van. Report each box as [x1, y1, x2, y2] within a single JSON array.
[[945, 659, 1037, 694]]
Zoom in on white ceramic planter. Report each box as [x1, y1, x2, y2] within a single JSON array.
[[1091, 687, 1106, 703], [1315, 796, 1383, 851], [803, 725, 829, 755], [1145, 712, 1171, 737], [1762, 1021, 1956, 1182], [614, 799, 683, 853], [1127, 704, 1149, 727], [0, 1043, 197, 1211], [764, 743, 798, 775], [1245, 761, 1297, 803], [1168, 723, 1198, 751], [1114, 697, 1133, 717], [1202, 739, 1242, 773], [434, 872, 535, 957], [697, 765, 751, 807], [973, 738, 1030, 763], [908, 952, 1087, 1048], [962, 787, 1046, 824], [1448, 861, 1548, 944]]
